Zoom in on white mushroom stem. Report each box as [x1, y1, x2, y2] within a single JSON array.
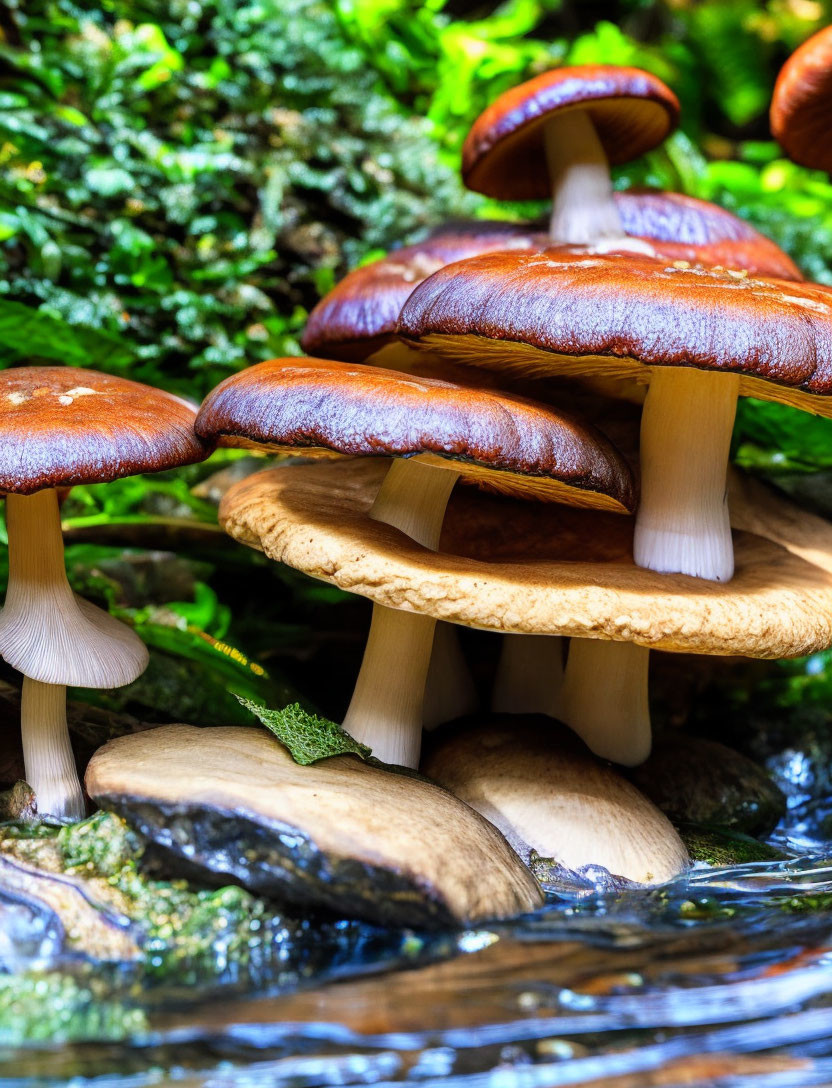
[[422, 622, 477, 731], [634, 368, 740, 582], [0, 488, 148, 820], [342, 459, 459, 767], [20, 677, 83, 821], [560, 639, 651, 766], [3, 490, 83, 819], [544, 111, 653, 253], [491, 635, 563, 717]]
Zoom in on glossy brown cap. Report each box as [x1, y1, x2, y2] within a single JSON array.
[[0, 367, 211, 495], [616, 190, 803, 281], [771, 26, 832, 172], [463, 66, 680, 201], [196, 357, 636, 512], [398, 248, 832, 412], [301, 222, 549, 362]]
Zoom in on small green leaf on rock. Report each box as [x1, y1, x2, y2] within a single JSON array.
[[237, 697, 371, 766]]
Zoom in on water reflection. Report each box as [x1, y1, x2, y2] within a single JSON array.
[[4, 849, 832, 1086]]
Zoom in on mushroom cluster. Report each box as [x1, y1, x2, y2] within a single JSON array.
[[189, 61, 832, 891], [20, 50, 832, 918]]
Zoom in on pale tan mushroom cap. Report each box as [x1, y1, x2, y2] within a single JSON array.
[[220, 458, 832, 658], [422, 719, 688, 885]]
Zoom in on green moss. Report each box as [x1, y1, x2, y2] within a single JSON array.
[[0, 973, 146, 1048], [678, 824, 787, 866], [239, 698, 372, 765]]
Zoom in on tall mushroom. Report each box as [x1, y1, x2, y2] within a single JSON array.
[[771, 25, 832, 174], [196, 357, 635, 768], [0, 367, 212, 819], [399, 250, 832, 759], [462, 65, 679, 250]]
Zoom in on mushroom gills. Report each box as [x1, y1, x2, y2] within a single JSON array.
[[634, 367, 739, 583], [342, 458, 460, 767]]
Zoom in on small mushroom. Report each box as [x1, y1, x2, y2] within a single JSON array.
[[462, 65, 678, 249], [0, 367, 212, 819], [197, 357, 635, 768], [223, 457, 832, 764], [771, 25, 832, 173]]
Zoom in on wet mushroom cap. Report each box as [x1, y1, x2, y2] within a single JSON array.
[[304, 196, 801, 369], [196, 357, 636, 511], [0, 367, 211, 494], [463, 66, 680, 201], [301, 222, 548, 362], [771, 26, 832, 172], [615, 190, 802, 281], [397, 249, 832, 412], [220, 457, 832, 659]]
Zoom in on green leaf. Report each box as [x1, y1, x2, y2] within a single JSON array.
[[237, 698, 372, 766], [0, 299, 136, 370]]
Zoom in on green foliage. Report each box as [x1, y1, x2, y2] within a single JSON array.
[[239, 697, 372, 765]]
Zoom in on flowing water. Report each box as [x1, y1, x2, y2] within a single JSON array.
[[4, 846, 832, 1087]]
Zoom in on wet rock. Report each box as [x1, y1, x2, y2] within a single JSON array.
[[678, 825, 787, 866], [628, 735, 786, 836], [0, 781, 36, 823], [0, 846, 141, 968], [86, 725, 542, 929], [422, 718, 689, 886]]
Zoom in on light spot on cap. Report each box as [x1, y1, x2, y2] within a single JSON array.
[[7, 392, 28, 406], [58, 395, 73, 406], [66, 386, 98, 397]]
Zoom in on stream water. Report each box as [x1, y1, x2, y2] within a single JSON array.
[[4, 847, 832, 1087]]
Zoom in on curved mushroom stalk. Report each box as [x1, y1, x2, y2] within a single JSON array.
[[560, 638, 651, 767], [543, 111, 654, 254], [342, 459, 459, 767], [0, 489, 149, 819], [491, 634, 564, 718], [422, 622, 477, 731], [634, 368, 740, 583]]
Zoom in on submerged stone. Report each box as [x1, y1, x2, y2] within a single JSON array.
[[86, 725, 542, 928], [422, 717, 689, 886], [629, 735, 787, 836]]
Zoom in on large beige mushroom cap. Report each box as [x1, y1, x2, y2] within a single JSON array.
[[220, 458, 832, 659]]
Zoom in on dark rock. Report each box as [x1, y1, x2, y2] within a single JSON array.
[[86, 725, 542, 929], [628, 735, 786, 837]]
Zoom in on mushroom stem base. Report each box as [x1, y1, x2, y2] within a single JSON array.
[[491, 634, 563, 717], [21, 677, 84, 821], [634, 368, 739, 582], [560, 639, 651, 766], [342, 459, 459, 768]]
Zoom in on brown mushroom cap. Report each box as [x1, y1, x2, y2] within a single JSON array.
[[771, 26, 832, 172], [0, 367, 211, 495], [398, 248, 832, 413], [301, 223, 549, 363], [615, 190, 802, 281], [220, 457, 832, 659], [303, 197, 800, 368], [463, 66, 680, 201], [196, 357, 636, 512]]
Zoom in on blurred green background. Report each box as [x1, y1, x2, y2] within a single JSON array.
[[3, 0, 832, 735]]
